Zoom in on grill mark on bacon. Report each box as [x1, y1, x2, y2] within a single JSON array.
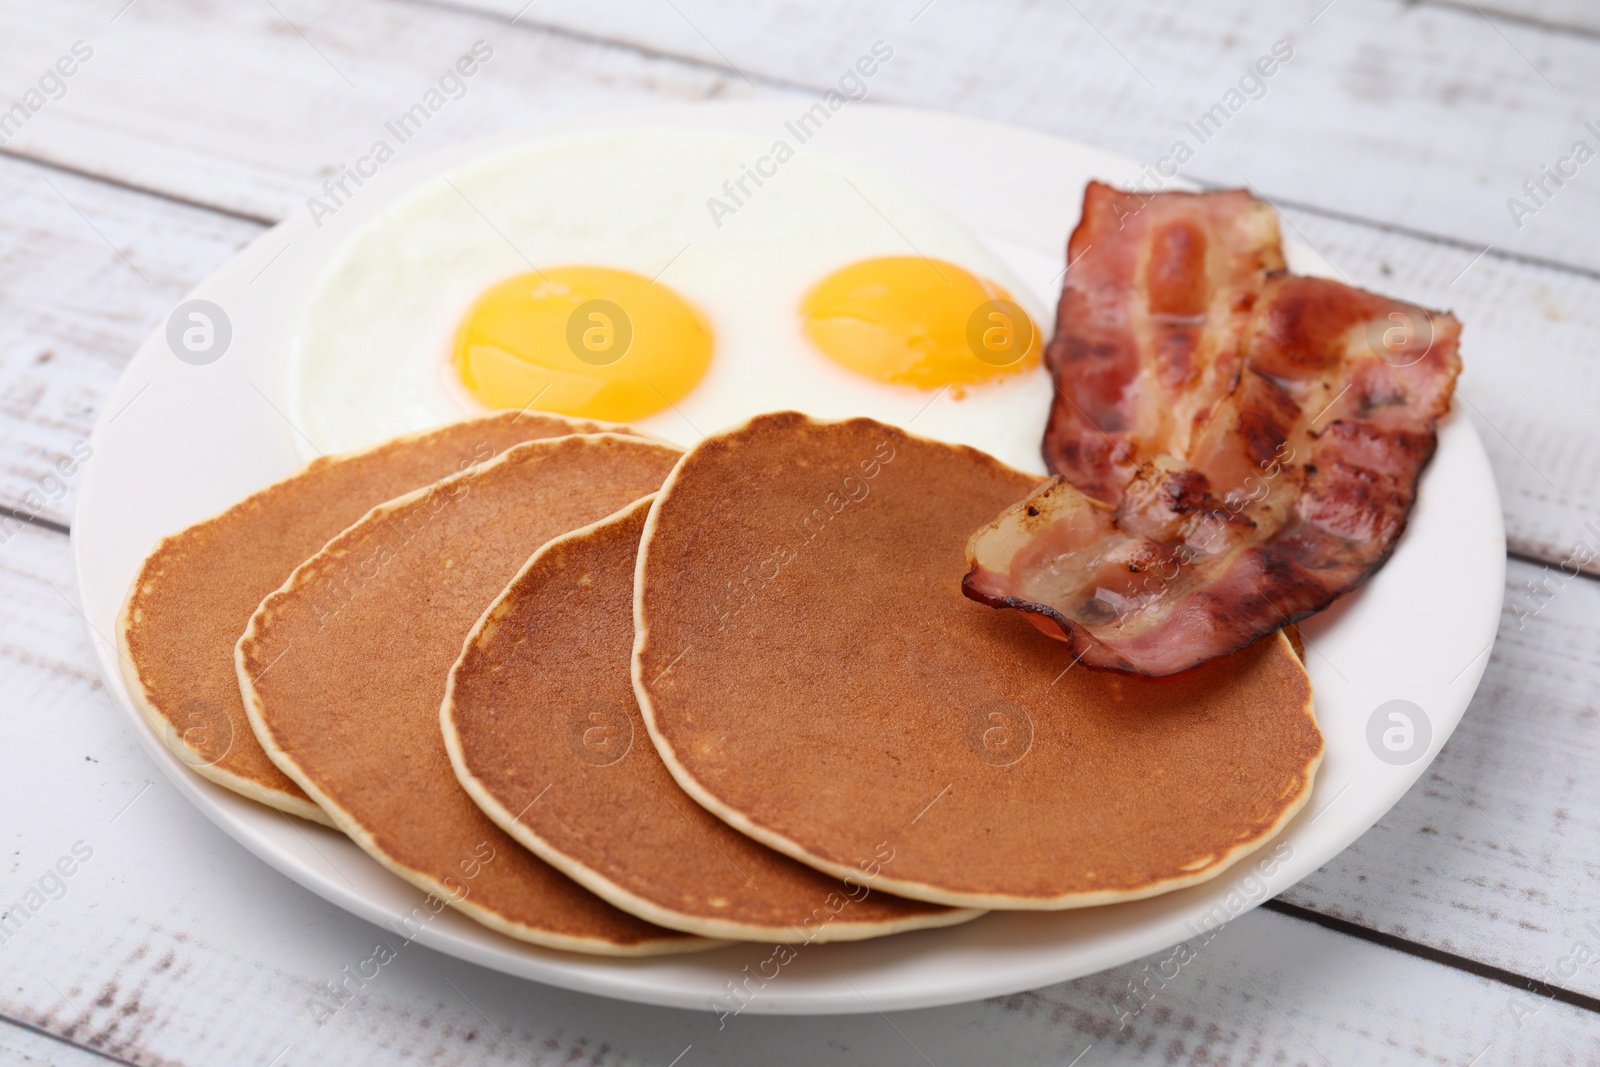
[[969, 185, 1461, 676]]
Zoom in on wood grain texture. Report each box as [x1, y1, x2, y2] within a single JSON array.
[[0, 156, 259, 529], [1, 0, 1598, 272], [1432, 0, 1600, 38], [448, 0, 1600, 272], [1, 522, 1596, 1065], [0, 1022, 112, 1067], [1280, 557, 1600, 999], [0, 0, 763, 224]]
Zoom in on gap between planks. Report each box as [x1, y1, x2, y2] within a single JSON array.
[[1217, 187, 1600, 285], [0, 1010, 139, 1067], [412, 0, 1600, 288], [0, 147, 277, 229], [1416, 0, 1600, 44], [1263, 900, 1600, 1017], [2, 505, 70, 538], [0, 0, 1595, 292]]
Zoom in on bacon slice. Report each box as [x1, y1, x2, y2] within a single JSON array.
[[1042, 182, 1285, 504], [966, 187, 1462, 676]]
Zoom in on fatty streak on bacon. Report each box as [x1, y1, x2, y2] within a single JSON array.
[[1041, 183, 1285, 504], [965, 185, 1462, 677]]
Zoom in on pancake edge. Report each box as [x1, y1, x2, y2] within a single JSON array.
[[237, 434, 714, 957], [116, 594, 333, 823], [442, 494, 985, 943], [631, 411, 1325, 911], [115, 410, 639, 823]]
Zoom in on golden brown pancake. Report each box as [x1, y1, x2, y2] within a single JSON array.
[[237, 434, 707, 954], [443, 495, 982, 942], [633, 412, 1323, 910], [118, 411, 622, 824]]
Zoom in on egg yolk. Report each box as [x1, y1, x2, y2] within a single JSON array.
[[452, 265, 712, 423], [799, 256, 1040, 390]]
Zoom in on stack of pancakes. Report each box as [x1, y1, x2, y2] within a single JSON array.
[[119, 410, 1322, 955]]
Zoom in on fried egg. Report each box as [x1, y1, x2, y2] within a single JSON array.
[[291, 128, 1053, 472]]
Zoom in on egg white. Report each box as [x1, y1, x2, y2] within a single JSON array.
[[291, 128, 1055, 474]]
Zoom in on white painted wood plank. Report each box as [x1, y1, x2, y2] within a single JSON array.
[[0, 156, 260, 530], [2, 0, 1598, 274], [0, 0, 765, 224], [0, 1021, 109, 1067], [1280, 556, 1600, 999], [1464, 0, 1600, 37], [1, 522, 1596, 1063], [446, 0, 1600, 272]]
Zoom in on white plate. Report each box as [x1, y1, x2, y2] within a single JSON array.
[[73, 101, 1504, 1015]]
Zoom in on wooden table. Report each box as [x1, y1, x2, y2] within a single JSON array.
[[3, 1, 1598, 1063]]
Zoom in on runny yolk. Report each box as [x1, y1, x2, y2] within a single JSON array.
[[452, 265, 712, 423], [799, 256, 1040, 390]]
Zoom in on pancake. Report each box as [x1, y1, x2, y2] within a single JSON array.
[[237, 434, 706, 954], [633, 412, 1323, 910], [443, 495, 982, 942], [117, 410, 624, 824]]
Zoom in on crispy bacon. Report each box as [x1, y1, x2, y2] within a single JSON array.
[[1042, 182, 1285, 504], [965, 186, 1462, 676]]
